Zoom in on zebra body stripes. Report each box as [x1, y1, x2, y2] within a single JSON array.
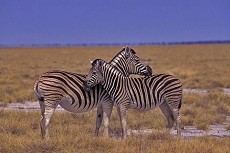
[[84, 59, 183, 138], [34, 47, 152, 139]]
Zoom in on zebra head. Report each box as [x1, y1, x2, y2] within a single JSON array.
[[84, 59, 105, 91], [110, 46, 152, 77]]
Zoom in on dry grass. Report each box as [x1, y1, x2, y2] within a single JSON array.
[[135, 44, 230, 89], [226, 125, 230, 131], [1, 91, 230, 152], [181, 92, 230, 130], [1, 109, 230, 153], [1, 44, 230, 152], [0, 44, 230, 103], [0, 46, 117, 103]]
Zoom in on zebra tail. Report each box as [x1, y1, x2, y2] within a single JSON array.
[[34, 79, 44, 102]]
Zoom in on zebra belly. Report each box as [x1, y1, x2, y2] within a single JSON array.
[[130, 101, 158, 111], [59, 97, 98, 113]]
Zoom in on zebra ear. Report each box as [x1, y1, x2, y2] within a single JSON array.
[[89, 59, 94, 64], [97, 60, 103, 67], [130, 48, 136, 54], [91, 59, 100, 66], [97, 60, 103, 73], [122, 46, 125, 50], [124, 46, 131, 58]]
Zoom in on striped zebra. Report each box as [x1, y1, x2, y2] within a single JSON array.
[[84, 59, 183, 138], [34, 46, 152, 139]]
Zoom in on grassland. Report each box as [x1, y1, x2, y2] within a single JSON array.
[[0, 44, 230, 152], [0, 44, 230, 103], [1, 93, 230, 153]]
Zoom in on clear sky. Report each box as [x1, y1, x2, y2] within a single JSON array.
[[0, 0, 229, 46]]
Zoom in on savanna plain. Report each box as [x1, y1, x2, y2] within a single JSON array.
[[0, 44, 230, 153]]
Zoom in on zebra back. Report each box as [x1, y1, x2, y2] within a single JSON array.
[[128, 74, 182, 110], [34, 70, 108, 112]]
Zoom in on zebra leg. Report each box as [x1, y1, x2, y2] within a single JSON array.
[[39, 101, 56, 139], [172, 108, 181, 136], [159, 102, 174, 128], [102, 102, 113, 137], [117, 106, 128, 139], [95, 106, 103, 136]]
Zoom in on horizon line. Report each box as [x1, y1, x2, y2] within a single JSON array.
[[0, 40, 230, 48]]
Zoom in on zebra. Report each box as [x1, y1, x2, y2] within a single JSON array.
[[34, 46, 152, 139], [84, 59, 183, 138]]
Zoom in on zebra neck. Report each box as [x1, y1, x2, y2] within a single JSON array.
[[109, 55, 129, 77], [102, 65, 126, 98]]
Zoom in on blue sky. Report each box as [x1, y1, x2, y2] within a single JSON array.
[[0, 0, 229, 45]]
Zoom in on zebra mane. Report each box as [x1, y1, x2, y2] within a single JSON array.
[[104, 62, 125, 77], [91, 59, 102, 66], [130, 48, 136, 54], [109, 46, 136, 64], [92, 59, 119, 71], [121, 46, 136, 54]]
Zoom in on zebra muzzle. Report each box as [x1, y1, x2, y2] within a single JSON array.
[[145, 65, 152, 77]]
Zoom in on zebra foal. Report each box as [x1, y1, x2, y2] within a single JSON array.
[[34, 46, 152, 139], [84, 59, 183, 138]]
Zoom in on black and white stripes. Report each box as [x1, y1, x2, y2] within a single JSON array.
[[34, 46, 152, 139], [84, 59, 182, 138]]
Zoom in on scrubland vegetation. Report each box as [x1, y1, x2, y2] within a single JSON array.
[[0, 44, 230, 152]]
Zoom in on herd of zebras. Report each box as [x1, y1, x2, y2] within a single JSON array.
[[34, 46, 183, 139]]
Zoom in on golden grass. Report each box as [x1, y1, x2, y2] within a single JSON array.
[[0, 44, 230, 103], [0, 108, 230, 153], [1, 44, 230, 152], [135, 44, 230, 89], [181, 92, 230, 130], [1, 91, 230, 152]]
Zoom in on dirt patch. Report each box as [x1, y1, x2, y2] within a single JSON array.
[[183, 89, 208, 95], [180, 125, 230, 138], [183, 88, 230, 95], [0, 101, 64, 112], [110, 124, 230, 139]]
